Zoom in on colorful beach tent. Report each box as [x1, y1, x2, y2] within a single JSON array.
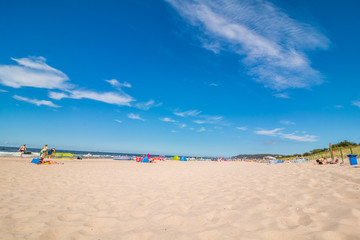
[[141, 156, 149, 163], [172, 156, 180, 160], [180, 156, 187, 161]]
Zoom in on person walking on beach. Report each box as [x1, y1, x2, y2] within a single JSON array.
[[19, 144, 27, 157]]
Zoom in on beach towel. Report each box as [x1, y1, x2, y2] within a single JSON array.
[[31, 158, 41, 164]]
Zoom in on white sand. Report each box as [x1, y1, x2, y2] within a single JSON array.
[[0, 157, 360, 240]]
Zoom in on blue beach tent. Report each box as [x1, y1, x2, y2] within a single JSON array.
[[141, 156, 149, 163], [180, 156, 187, 161]]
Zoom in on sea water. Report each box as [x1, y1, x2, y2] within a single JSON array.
[[0, 146, 146, 159]]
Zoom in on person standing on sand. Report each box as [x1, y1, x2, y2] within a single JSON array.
[[40, 145, 48, 158], [19, 144, 27, 157]]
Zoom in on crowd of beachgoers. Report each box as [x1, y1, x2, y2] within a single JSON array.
[[9, 143, 357, 167]]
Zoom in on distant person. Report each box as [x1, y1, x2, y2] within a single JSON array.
[[31, 157, 61, 165], [49, 148, 56, 158], [40, 145, 48, 158], [19, 144, 27, 157], [86, 153, 92, 159]]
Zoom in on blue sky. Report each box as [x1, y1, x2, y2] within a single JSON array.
[[0, 0, 359, 157]]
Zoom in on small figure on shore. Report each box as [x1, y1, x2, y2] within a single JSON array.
[[31, 157, 61, 165], [314, 157, 330, 165], [86, 153, 92, 159], [19, 144, 27, 157], [49, 148, 56, 158], [40, 145, 48, 158]]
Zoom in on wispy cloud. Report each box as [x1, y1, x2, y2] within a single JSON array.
[[264, 140, 277, 145], [13, 95, 60, 108], [209, 83, 219, 87], [334, 105, 344, 109], [273, 93, 290, 99], [0, 57, 135, 106], [352, 101, 360, 109], [254, 128, 317, 142], [106, 79, 132, 89], [193, 115, 224, 125], [127, 113, 144, 121], [236, 126, 248, 131], [174, 110, 202, 117], [160, 117, 177, 122], [280, 120, 295, 125], [194, 120, 206, 124], [49, 90, 134, 106], [114, 119, 122, 123], [166, 0, 329, 90], [0, 89, 8, 93], [0, 57, 71, 89], [135, 100, 162, 110], [198, 127, 206, 132], [255, 128, 284, 136]]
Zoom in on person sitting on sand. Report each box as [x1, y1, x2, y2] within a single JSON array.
[[31, 157, 61, 165], [314, 157, 329, 165], [314, 159, 323, 165], [19, 144, 27, 157]]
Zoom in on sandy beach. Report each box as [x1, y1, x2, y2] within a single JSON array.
[[0, 157, 359, 240]]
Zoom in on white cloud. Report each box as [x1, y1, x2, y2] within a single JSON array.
[[48, 91, 68, 100], [174, 110, 201, 117], [194, 120, 206, 124], [166, 0, 329, 90], [106, 79, 132, 88], [214, 126, 222, 129], [209, 83, 219, 87], [0, 89, 8, 93], [236, 126, 247, 131], [273, 93, 290, 99], [127, 113, 144, 121], [13, 95, 60, 108], [198, 127, 206, 132], [254, 128, 317, 142], [334, 105, 344, 109], [280, 120, 295, 125], [114, 119, 122, 123], [135, 100, 162, 110], [179, 123, 187, 128], [255, 128, 284, 136], [0, 57, 135, 107], [0, 57, 71, 89], [194, 115, 224, 125], [160, 117, 177, 122], [49, 90, 134, 106], [352, 101, 360, 108]]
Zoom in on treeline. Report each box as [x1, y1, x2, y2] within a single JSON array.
[[281, 140, 360, 158], [302, 140, 359, 156], [233, 140, 360, 160]]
